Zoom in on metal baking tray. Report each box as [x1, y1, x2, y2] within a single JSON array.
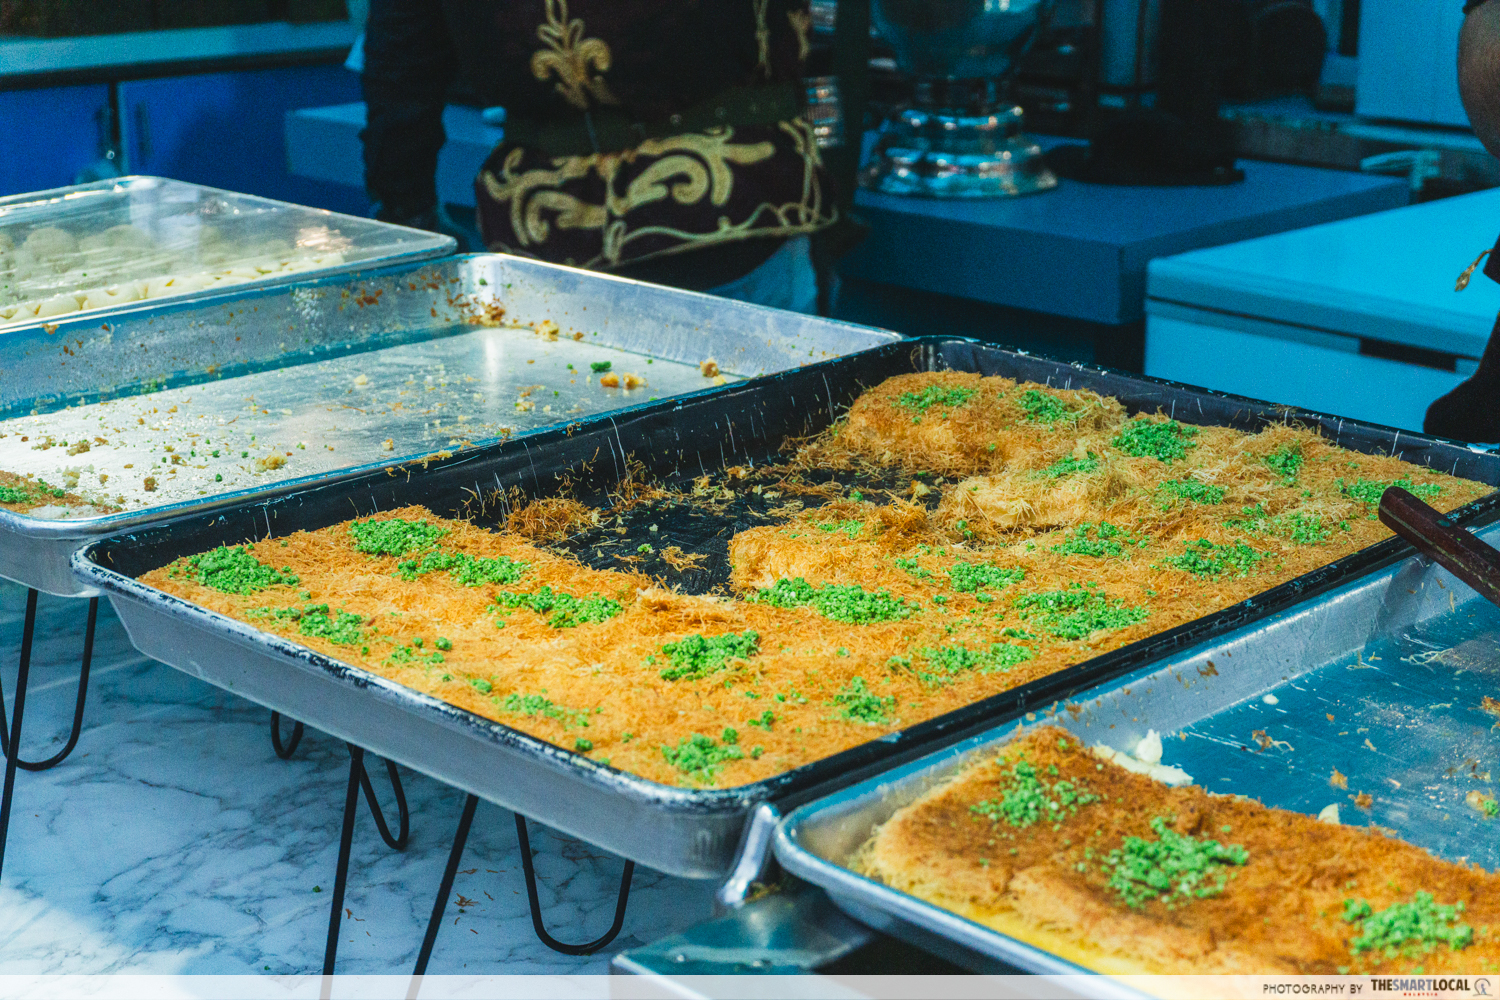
[[775, 518, 1500, 980], [72, 337, 1500, 880], [0, 176, 454, 330], [2, 252, 898, 597]]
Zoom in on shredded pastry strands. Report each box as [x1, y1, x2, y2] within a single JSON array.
[[140, 372, 1493, 789], [1456, 248, 1492, 291]]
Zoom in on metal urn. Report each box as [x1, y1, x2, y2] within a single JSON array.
[[863, 0, 1058, 199]]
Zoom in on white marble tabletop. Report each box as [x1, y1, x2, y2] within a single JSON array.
[[0, 582, 716, 978]]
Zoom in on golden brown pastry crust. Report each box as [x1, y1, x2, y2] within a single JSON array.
[[857, 727, 1500, 975]]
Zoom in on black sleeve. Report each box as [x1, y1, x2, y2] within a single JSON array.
[[360, 0, 457, 220]]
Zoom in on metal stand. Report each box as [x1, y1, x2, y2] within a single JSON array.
[[0, 591, 98, 883], [408, 798, 635, 983], [0, 593, 97, 768], [269, 711, 304, 759], [322, 744, 411, 975]]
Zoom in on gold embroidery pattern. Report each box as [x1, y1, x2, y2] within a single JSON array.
[[531, 0, 619, 110], [753, 0, 773, 79], [787, 9, 813, 62], [481, 119, 834, 269]]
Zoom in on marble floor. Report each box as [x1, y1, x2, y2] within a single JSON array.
[[0, 582, 717, 977]]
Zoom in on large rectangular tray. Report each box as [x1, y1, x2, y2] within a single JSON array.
[[775, 518, 1500, 981], [72, 337, 1500, 880], [2, 252, 898, 596], [0, 176, 454, 331]]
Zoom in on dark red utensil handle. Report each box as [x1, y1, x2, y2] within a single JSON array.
[[1378, 486, 1500, 612]]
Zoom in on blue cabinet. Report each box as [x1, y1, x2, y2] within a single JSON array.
[[119, 64, 368, 215], [0, 84, 110, 197]]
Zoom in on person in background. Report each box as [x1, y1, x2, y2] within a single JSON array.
[[1427, 0, 1500, 442], [360, 0, 835, 315]]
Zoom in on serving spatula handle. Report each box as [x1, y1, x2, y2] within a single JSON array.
[[1379, 485, 1500, 612]]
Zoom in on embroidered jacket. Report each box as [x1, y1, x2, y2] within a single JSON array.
[[362, 0, 834, 276]]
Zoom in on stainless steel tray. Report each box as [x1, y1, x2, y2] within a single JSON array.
[[0, 176, 454, 331], [775, 518, 1500, 981], [2, 252, 898, 596], [71, 338, 1500, 882]]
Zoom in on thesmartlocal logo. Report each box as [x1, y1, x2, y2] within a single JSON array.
[[1367, 977, 1493, 996]]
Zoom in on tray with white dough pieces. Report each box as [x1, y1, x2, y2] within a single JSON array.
[[0, 251, 898, 598], [0, 175, 453, 328]]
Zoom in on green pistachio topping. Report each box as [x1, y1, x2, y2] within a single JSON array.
[[494, 586, 622, 628], [947, 562, 1025, 594], [1050, 522, 1143, 559], [893, 556, 933, 580], [832, 676, 895, 724], [971, 757, 1099, 828], [662, 733, 743, 784], [657, 630, 760, 682], [754, 577, 917, 624], [1013, 584, 1149, 640], [1264, 445, 1304, 483], [500, 691, 595, 728], [1157, 479, 1225, 507], [1019, 389, 1073, 425], [1341, 478, 1443, 506], [1278, 512, 1331, 545], [263, 603, 364, 645], [386, 641, 445, 666], [1230, 504, 1331, 544], [1104, 816, 1249, 910], [395, 548, 528, 586], [349, 518, 448, 557], [1343, 892, 1473, 957], [1112, 418, 1198, 463], [1039, 452, 1101, 478], [1162, 539, 1265, 579], [895, 385, 978, 412], [915, 642, 1034, 685], [172, 545, 299, 595], [815, 519, 864, 539]]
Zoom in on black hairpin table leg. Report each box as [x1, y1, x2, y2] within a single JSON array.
[[516, 814, 634, 956], [411, 793, 479, 978], [1, 594, 98, 771], [358, 754, 409, 851], [321, 744, 411, 977], [322, 745, 365, 977], [0, 589, 39, 884], [269, 711, 304, 760], [407, 803, 633, 990]]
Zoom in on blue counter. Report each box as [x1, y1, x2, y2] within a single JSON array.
[[843, 149, 1409, 326]]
